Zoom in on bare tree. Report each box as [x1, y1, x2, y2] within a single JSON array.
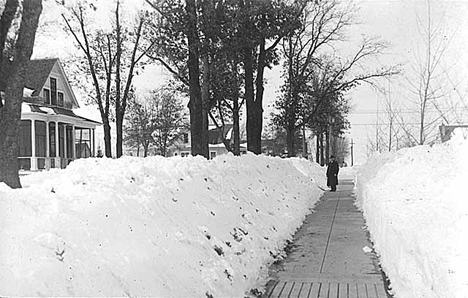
[[334, 137, 349, 165], [274, 0, 400, 159], [403, 0, 455, 145], [61, 0, 155, 157], [278, 0, 353, 157], [151, 88, 188, 156], [375, 82, 406, 152], [0, 0, 43, 188]]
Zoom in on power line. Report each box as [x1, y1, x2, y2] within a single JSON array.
[[349, 108, 468, 115], [351, 122, 428, 126]]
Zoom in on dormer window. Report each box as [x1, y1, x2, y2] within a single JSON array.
[[58, 92, 64, 107], [43, 89, 50, 104], [50, 77, 57, 105]]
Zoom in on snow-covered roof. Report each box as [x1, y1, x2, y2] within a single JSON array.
[[21, 102, 101, 126]]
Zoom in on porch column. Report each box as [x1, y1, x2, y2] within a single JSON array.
[[71, 125, 76, 159], [55, 121, 59, 167], [91, 128, 95, 157], [31, 120, 37, 171], [63, 125, 68, 160], [45, 121, 50, 170]]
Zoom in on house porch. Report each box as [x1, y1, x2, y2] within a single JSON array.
[[18, 111, 98, 171]]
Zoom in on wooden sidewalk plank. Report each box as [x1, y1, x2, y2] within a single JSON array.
[[264, 281, 278, 298], [357, 284, 367, 298], [298, 282, 312, 298], [328, 283, 338, 298], [289, 282, 304, 298], [318, 282, 329, 298], [338, 283, 348, 298], [348, 283, 358, 298], [309, 282, 321, 298], [269, 281, 287, 298], [365, 284, 377, 298], [278, 282, 295, 298], [263, 180, 390, 298], [374, 284, 387, 298]]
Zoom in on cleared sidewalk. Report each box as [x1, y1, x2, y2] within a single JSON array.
[[262, 178, 389, 298]]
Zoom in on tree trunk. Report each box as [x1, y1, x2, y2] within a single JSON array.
[[286, 123, 296, 157], [302, 123, 307, 158], [320, 133, 324, 166], [114, 0, 123, 158], [244, 44, 256, 154], [201, 54, 210, 156], [232, 99, 240, 156], [315, 133, 320, 164], [0, 82, 23, 189], [251, 38, 267, 154], [161, 133, 168, 156], [186, 0, 208, 158], [232, 59, 241, 156], [116, 112, 124, 157], [103, 120, 112, 157], [0, 0, 19, 64], [0, 0, 42, 188], [143, 142, 149, 157], [325, 129, 330, 165], [285, 36, 295, 158]]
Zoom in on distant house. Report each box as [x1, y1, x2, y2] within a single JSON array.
[[9, 58, 100, 171], [168, 124, 247, 159], [439, 123, 468, 142]]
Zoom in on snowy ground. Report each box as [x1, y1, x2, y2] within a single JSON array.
[[355, 131, 468, 298], [3, 134, 466, 298], [0, 153, 326, 297]]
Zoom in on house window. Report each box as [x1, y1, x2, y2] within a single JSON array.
[[50, 78, 57, 105], [58, 92, 64, 107], [18, 158, 31, 170], [19, 120, 32, 157], [66, 126, 73, 158], [43, 88, 50, 104], [75, 128, 91, 158], [210, 151, 217, 160], [59, 124, 65, 158], [35, 121, 46, 157], [49, 122, 56, 157], [183, 133, 189, 143]]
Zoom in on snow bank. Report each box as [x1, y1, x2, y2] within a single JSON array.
[[0, 153, 325, 297], [355, 133, 468, 298]]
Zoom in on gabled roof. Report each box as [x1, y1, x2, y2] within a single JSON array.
[[440, 124, 468, 142], [1, 58, 80, 109], [22, 102, 101, 126], [25, 58, 57, 96], [208, 124, 234, 144]]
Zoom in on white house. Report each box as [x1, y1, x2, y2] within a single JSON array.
[[16, 58, 100, 171], [168, 124, 247, 159]]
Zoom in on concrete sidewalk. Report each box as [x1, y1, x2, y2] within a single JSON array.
[[261, 179, 389, 298]]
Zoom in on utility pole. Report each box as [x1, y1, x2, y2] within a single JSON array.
[[302, 121, 307, 158], [350, 138, 355, 166], [327, 115, 334, 163]]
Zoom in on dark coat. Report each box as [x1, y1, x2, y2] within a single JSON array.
[[326, 160, 339, 187]]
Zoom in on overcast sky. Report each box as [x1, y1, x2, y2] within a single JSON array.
[[33, 0, 468, 163], [347, 0, 468, 164]]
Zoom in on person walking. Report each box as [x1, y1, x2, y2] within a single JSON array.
[[326, 155, 339, 192]]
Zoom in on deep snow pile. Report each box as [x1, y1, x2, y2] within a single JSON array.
[[0, 153, 325, 297], [355, 132, 468, 298]]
